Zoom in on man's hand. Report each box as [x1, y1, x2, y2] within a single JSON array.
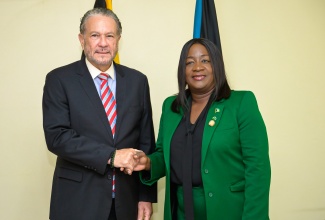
[[110, 148, 141, 174], [137, 201, 152, 220], [120, 151, 151, 175]]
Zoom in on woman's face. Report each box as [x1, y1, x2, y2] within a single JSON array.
[[185, 43, 215, 95]]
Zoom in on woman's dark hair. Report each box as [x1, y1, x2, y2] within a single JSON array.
[[171, 38, 231, 113]]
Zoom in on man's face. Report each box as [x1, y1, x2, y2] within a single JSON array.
[[78, 15, 120, 72]]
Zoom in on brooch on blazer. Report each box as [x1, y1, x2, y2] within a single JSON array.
[[208, 120, 215, 127], [208, 108, 220, 127]]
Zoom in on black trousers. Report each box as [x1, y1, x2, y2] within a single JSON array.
[[108, 199, 117, 220]]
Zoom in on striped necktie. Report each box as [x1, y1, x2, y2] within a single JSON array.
[[98, 73, 117, 197], [98, 73, 117, 136]]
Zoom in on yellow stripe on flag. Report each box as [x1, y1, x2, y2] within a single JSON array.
[[106, 0, 120, 64], [106, 0, 112, 10]]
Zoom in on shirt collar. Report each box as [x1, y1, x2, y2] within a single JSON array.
[[85, 58, 116, 80]]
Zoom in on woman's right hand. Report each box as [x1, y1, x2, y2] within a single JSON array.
[[120, 151, 151, 174], [133, 152, 151, 171]]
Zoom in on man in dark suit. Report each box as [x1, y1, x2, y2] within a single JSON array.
[[42, 8, 156, 220]]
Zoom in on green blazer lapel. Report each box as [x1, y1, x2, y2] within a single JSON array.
[[202, 101, 225, 164], [163, 109, 183, 171]]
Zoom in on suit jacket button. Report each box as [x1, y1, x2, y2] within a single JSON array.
[[208, 192, 213, 197], [107, 175, 112, 180]]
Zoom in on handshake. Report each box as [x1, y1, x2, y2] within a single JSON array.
[[109, 148, 151, 175]]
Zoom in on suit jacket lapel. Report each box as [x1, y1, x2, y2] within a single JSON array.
[[77, 60, 113, 137], [113, 63, 126, 142], [201, 101, 225, 164]]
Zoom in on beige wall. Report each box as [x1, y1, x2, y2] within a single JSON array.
[[0, 0, 324, 219]]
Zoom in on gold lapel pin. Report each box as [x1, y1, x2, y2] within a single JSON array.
[[208, 120, 215, 127]]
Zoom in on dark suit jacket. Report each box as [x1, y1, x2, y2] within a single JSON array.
[[142, 91, 271, 220], [43, 59, 157, 220]]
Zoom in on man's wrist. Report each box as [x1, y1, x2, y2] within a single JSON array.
[[108, 150, 116, 168]]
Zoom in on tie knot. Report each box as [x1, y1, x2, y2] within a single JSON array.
[[98, 73, 109, 81]]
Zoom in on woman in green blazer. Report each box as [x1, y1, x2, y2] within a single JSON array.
[[136, 38, 271, 220]]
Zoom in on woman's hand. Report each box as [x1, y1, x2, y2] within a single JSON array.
[[133, 152, 151, 171], [120, 150, 151, 175]]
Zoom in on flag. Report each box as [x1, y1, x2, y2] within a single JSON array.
[[94, 0, 106, 8], [82, 0, 120, 63], [193, 0, 222, 55]]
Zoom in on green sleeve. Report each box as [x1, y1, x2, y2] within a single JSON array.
[[140, 98, 169, 185], [239, 92, 271, 220]]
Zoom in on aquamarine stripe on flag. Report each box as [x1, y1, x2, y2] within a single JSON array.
[[193, 0, 223, 54], [193, 0, 203, 38]]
